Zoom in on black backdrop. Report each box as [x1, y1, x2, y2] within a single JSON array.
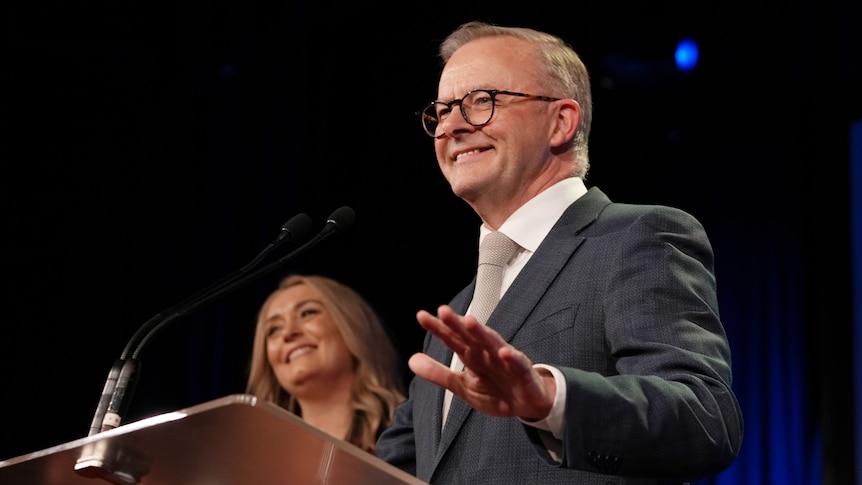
[[3, 1, 860, 483]]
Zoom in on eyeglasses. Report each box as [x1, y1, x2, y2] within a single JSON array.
[[417, 89, 561, 138]]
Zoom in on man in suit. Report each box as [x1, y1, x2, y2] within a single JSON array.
[[375, 21, 743, 484]]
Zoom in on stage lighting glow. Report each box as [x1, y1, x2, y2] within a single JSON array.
[[675, 38, 699, 72]]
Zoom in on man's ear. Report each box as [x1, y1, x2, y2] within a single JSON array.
[[549, 99, 581, 148]]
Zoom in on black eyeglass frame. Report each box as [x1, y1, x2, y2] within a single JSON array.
[[417, 89, 561, 138]]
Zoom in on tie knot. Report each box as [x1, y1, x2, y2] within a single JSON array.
[[479, 231, 519, 267]]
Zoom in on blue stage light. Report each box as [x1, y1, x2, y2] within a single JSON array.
[[675, 37, 699, 72]]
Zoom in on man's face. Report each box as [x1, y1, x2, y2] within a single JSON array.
[[433, 36, 560, 212]]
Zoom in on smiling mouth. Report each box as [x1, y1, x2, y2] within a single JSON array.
[[287, 346, 314, 362], [455, 147, 490, 161]]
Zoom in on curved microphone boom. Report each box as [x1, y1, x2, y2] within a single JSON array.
[[239, 213, 314, 272], [119, 212, 313, 362], [130, 205, 355, 357], [86, 209, 353, 436]]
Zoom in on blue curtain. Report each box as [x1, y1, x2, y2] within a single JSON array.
[[693, 120, 862, 484]]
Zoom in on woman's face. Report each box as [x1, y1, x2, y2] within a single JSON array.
[[262, 283, 354, 396]]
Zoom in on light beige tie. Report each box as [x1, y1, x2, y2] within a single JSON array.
[[442, 231, 520, 427], [470, 231, 521, 326]]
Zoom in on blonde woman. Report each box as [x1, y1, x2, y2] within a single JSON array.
[[246, 274, 405, 453]]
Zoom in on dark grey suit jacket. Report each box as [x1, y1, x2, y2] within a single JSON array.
[[376, 187, 743, 485]]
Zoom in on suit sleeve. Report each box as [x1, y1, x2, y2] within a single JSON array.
[[375, 349, 421, 475], [526, 205, 743, 480]]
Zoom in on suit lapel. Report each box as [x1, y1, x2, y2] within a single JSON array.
[[488, 187, 607, 343], [431, 188, 610, 466], [422, 284, 472, 457]]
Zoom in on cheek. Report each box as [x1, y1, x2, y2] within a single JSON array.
[[436, 150, 455, 183], [324, 332, 353, 367], [265, 340, 281, 364], [340, 341, 358, 370], [434, 139, 448, 161]]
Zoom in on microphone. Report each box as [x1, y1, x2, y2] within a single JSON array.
[[129, 212, 312, 353], [239, 213, 314, 272], [86, 207, 353, 436], [135, 205, 356, 344], [319, 205, 356, 238], [87, 213, 314, 437], [131, 206, 354, 357]]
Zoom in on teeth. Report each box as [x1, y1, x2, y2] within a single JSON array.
[[288, 346, 313, 362], [456, 149, 482, 160]]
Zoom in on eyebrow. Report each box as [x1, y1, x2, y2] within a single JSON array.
[[435, 88, 491, 104]]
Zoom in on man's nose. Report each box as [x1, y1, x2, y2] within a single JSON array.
[[438, 108, 474, 137]]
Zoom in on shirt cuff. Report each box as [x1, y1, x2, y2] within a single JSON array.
[[518, 364, 566, 440]]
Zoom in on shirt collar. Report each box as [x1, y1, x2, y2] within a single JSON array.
[[479, 177, 588, 252]]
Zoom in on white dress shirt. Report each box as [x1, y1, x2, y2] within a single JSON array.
[[445, 176, 588, 445]]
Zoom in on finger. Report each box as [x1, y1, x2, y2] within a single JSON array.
[[459, 322, 507, 365], [492, 345, 536, 384], [438, 306, 493, 348], [417, 309, 470, 353], [408, 353, 461, 391]]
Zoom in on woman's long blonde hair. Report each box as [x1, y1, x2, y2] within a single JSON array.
[[245, 274, 405, 453]]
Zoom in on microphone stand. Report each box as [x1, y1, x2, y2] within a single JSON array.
[[86, 209, 353, 436]]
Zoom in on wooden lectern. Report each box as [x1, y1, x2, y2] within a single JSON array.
[[0, 394, 429, 485]]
